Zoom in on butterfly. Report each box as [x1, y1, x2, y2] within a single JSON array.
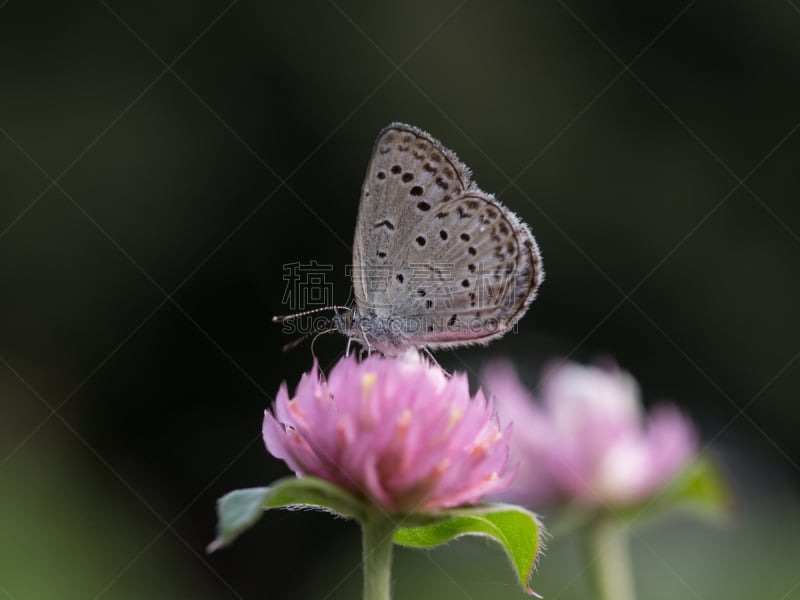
[[276, 123, 543, 356]]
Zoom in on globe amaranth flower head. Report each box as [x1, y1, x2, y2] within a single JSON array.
[[482, 359, 697, 508], [263, 353, 515, 514]]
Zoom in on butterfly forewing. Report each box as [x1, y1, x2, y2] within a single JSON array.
[[352, 124, 469, 311]]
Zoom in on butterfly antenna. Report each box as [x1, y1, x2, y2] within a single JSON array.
[[272, 306, 351, 323], [280, 330, 317, 353], [276, 305, 349, 352]]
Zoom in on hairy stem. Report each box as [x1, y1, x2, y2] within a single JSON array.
[[362, 516, 398, 600]]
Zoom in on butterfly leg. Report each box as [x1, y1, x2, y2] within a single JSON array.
[[357, 321, 374, 355], [422, 347, 451, 377]]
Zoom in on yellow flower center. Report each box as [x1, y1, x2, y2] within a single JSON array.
[[397, 408, 412, 430], [446, 406, 464, 434], [361, 372, 378, 398]]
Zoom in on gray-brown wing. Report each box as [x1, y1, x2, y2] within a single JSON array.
[[388, 191, 543, 349], [351, 123, 471, 314]]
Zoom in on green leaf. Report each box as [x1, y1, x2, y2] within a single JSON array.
[[551, 455, 734, 538], [208, 477, 368, 551], [394, 503, 544, 597], [620, 454, 733, 526]]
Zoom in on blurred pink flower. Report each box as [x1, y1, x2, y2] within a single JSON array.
[[264, 354, 514, 513], [482, 360, 697, 508]]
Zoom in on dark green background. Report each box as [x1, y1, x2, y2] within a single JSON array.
[[1, 1, 798, 598]]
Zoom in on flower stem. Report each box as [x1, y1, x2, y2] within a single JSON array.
[[361, 516, 398, 600], [586, 517, 636, 600]]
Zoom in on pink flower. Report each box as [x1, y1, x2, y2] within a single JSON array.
[[482, 360, 697, 508], [263, 354, 514, 513]]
